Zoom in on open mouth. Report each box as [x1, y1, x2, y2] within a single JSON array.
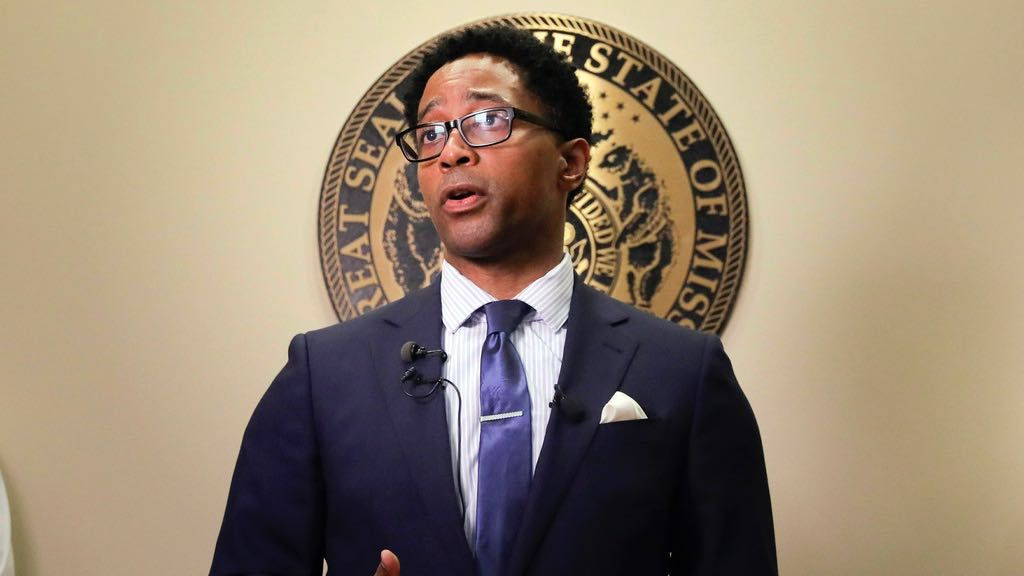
[[448, 189, 476, 201], [442, 183, 484, 207], [439, 176, 486, 211]]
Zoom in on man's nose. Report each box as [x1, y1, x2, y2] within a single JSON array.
[[439, 128, 477, 168]]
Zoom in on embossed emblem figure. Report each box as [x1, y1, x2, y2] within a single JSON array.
[[212, 24, 777, 576]]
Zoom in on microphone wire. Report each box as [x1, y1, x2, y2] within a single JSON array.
[[444, 378, 466, 521], [402, 373, 466, 523]]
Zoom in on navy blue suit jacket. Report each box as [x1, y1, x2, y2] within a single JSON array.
[[211, 278, 777, 575]]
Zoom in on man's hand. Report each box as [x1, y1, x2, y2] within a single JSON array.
[[372, 549, 400, 576]]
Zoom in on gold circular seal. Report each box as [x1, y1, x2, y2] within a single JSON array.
[[319, 13, 748, 333]]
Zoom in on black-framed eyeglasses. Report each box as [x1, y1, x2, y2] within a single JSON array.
[[394, 106, 564, 162]]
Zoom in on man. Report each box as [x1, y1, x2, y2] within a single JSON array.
[[211, 25, 776, 576]]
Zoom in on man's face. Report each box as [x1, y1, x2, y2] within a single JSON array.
[[415, 54, 572, 269]]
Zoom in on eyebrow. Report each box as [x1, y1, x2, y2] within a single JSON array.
[[418, 89, 512, 122]]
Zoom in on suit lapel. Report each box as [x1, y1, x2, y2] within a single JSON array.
[[508, 279, 638, 575], [371, 283, 476, 573]]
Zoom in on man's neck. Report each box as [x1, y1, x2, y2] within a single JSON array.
[[444, 249, 565, 300]]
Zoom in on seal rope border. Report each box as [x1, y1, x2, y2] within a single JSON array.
[[319, 58, 421, 320], [319, 12, 748, 333]]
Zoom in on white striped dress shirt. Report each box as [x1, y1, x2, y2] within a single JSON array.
[[439, 253, 574, 552]]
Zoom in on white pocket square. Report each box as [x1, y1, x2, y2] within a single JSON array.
[[599, 391, 648, 424]]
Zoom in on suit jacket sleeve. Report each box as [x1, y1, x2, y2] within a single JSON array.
[[210, 333, 325, 576], [674, 336, 778, 575]]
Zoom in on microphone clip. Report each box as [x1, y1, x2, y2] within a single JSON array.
[[401, 367, 424, 385], [550, 385, 586, 423]]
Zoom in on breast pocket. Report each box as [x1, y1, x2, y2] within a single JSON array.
[[592, 418, 665, 457], [574, 418, 676, 521]]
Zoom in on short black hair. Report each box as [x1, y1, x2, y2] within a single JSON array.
[[400, 25, 593, 199]]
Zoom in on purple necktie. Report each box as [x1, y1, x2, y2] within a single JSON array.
[[476, 300, 533, 576]]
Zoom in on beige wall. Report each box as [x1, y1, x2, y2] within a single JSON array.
[[2, 1, 1022, 574]]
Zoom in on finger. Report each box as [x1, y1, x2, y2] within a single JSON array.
[[372, 549, 400, 576]]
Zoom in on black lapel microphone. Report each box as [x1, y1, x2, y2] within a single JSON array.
[[398, 341, 450, 394], [550, 384, 586, 423], [400, 341, 449, 363]]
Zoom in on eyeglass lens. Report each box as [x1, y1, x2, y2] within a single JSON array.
[[403, 108, 514, 160]]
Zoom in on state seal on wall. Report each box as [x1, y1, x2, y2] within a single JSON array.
[[319, 13, 749, 333]]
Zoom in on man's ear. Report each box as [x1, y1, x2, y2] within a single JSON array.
[[557, 138, 591, 193]]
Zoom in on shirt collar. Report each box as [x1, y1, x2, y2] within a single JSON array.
[[440, 252, 575, 333]]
